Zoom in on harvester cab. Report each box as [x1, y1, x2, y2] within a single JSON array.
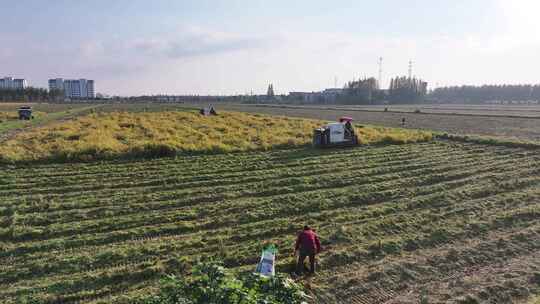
[[313, 116, 359, 148], [18, 106, 33, 120]]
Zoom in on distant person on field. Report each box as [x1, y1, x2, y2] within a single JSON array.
[[295, 225, 321, 275], [344, 120, 353, 137], [401, 117, 406, 127]]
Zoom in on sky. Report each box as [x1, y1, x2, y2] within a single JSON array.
[[1, 0, 540, 95]]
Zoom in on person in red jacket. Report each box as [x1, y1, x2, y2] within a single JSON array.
[[294, 225, 321, 275]]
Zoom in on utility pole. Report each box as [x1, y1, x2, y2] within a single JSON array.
[[408, 60, 413, 79], [334, 76, 338, 88]]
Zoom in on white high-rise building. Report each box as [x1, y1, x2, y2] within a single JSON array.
[[48, 78, 64, 91], [0, 77, 27, 90], [48, 78, 96, 98], [13, 79, 27, 89], [87, 80, 95, 98]]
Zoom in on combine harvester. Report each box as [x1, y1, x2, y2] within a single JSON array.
[[313, 117, 359, 148]]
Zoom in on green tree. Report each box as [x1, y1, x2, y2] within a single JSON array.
[[388, 76, 427, 104], [267, 84, 275, 99], [430, 84, 540, 104], [339, 77, 383, 104], [0, 87, 56, 102]]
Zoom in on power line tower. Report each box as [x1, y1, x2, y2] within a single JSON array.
[[378, 57, 383, 89], [408, 60, 413, 79]]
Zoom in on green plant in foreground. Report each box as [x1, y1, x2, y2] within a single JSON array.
[[139, 261, 309, 304]]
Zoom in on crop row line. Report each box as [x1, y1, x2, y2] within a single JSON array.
[[3, 172, 536, 286], [4, 153, 524, 247], [9, 150, 516, 231], [1, 147, 452, 214], [3, 159, 536, 270], [0, 144, 455, 198], [0, 143, 435, 182]]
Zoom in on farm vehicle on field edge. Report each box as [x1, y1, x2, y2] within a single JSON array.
[[18, 106, 34, 120]]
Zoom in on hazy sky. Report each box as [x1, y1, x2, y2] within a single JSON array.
[[1, 0, 539, 95]]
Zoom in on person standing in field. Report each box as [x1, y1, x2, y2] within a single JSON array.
[[294, 225, 321, 275]]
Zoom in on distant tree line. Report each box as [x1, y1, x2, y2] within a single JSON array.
[[338, 77, 381, 104], [0, 87, 63, 102], [388, 76, 428, 104], [429, 85, 540, 103], [335, 76, 428, 104]]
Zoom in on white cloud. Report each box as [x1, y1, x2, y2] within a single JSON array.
[[129, 26, 265, 59]]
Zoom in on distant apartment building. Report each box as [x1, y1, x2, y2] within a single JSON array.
[[48, 78, 95, 98], [0, 77, 27, 90], [48, 78, 64, 91]]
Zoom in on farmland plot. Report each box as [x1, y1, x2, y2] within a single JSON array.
[[0, 141, 539, 303], [0, 104, 100, 139], [210, 103, 540, 141], [0, 111, 431, 162]]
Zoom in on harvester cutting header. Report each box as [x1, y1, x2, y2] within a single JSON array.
[[313, 117, 359, 148]]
